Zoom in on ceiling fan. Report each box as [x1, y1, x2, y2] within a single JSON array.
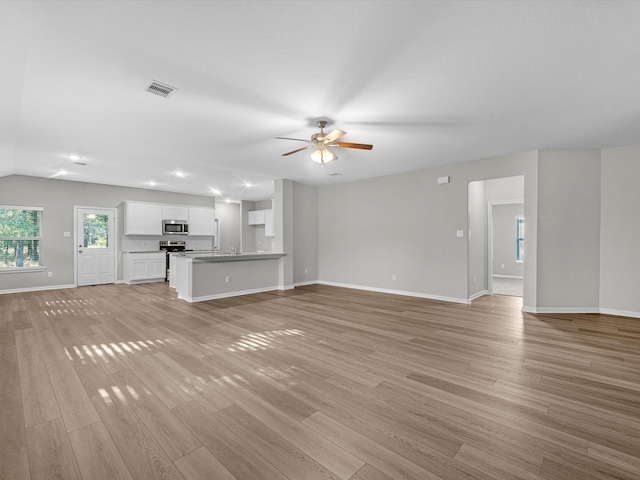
[[276, 120, 373, 165]]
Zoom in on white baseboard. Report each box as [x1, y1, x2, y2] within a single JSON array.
[[179, 285, 281, 303], [317, 280, 469, 304], [279, 284, 295, 291], [492, 274, 523, 279], [599, 308, 640, 319], [523, 306, 640, 318], [469, 290, 489, 301], [0, 283, 75, 295], [522, 306, 601, 315], [293, 280, 317, 287]]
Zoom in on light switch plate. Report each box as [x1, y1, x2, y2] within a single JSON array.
[[456, 230, 464, 237], [63, 231, 71, 237]]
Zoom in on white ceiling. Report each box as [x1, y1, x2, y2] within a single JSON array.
[[2, 1, 640, 202]]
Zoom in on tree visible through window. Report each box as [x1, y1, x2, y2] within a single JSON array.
[[83, 213, 109, 248], [516, 215, 524, 262], [0, 206, 43, 270]]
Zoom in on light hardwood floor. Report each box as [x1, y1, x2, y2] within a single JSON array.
[[1, 283, 639, 480]]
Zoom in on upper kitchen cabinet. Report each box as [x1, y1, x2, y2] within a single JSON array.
[[248, 210, 265, 225], [124, 201, 162, 235], [189, 207, 216, 236], [161, 205, 189, 221], [248, 208, 274, 237]]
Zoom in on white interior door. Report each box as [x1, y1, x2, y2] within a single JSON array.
[[76, 207, 116, 286]]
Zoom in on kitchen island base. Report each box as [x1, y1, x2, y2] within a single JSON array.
[[173, 253, 287, 302]]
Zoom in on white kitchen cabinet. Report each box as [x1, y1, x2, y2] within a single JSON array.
[[124, 202, 162, 235], [248, 210, 265, 225], [161, 205, 189, 221], [189, 207, 216, 236], [248, 209, 274, 236], [123, 252, 166, 284]]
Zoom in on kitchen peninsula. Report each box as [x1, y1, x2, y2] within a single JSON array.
[[170, 251, 286, 302]]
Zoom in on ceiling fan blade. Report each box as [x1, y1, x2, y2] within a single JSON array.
[[281, 146, 311, 156], [333, 142, 373, 150], [322, 129, 346, 144], [275, 137, 311, 143]]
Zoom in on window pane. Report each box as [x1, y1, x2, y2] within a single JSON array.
[[0, 239, 40, 268], [0, 209, 41, 237], [83, 214, 109, 248], [516, 216, 524, 261]]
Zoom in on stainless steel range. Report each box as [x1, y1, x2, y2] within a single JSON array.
[[159, 240, 186, 281]]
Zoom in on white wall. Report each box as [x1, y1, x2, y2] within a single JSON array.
[[536, 150, 601, 310], [600, 145, 640, 317]]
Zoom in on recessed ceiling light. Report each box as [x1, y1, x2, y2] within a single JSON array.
[[244, 182, 252, 188], [211, 188, 222, 196], [174, 171, 185, 178], [148, 180, 157, 186], [67, 154, 82, 160]]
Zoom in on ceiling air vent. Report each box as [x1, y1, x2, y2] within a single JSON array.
[[144, 80, 177, 98]]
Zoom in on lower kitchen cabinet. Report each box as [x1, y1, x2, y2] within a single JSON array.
[[123, 252, 166, 284]]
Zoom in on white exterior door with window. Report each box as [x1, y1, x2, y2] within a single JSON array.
[[76, 207, 116, 286]]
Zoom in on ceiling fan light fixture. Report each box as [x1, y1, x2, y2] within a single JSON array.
[[311, 146, 337, 165]]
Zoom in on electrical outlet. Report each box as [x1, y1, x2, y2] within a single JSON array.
[[225, 275, 230, 283], [392, 274, 397, 281], [47, 271, 53, 278], [501, 264, 505, 269], [473, 276, 476, 285], [304, 268, 308, 274]]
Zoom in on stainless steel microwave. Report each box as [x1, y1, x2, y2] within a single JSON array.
[[162, 219, 189, 235]]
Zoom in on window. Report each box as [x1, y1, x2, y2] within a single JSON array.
[[516, 215, 524, 262], [83, 213, 109, 248], [0, 206, 43, 271]]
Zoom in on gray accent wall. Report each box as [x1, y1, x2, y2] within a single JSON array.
[[0, 175, 214, 291], [600, 145, 640, 316]]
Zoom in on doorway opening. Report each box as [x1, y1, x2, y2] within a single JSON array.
[[488, 201, 524, 297], [74, 206, 117, 286], [468, 176, 524, 300]]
